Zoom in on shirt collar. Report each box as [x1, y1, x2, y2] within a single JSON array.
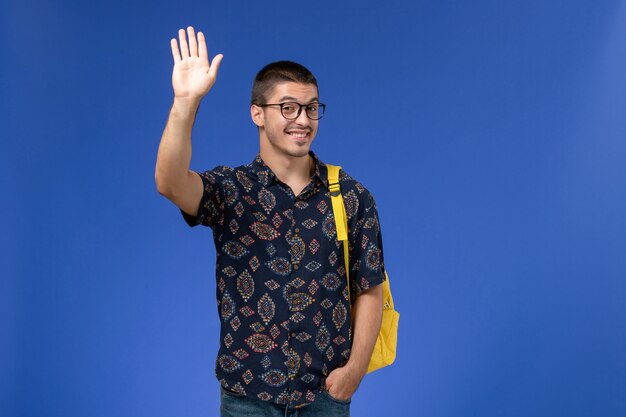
[[247, 150, 328, 189]]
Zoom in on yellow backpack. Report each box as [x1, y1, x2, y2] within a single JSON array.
[[326, 164, 399, 374]]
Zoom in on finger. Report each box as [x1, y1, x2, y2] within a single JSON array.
[[187, 26, 198, 57], [198, 31, 208, 59], [208, 54, 224, 78], [178, 28, 189, 58], [170, 38, 181, 63]]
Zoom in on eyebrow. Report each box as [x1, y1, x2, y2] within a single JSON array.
[[278, 96, 319, 103]]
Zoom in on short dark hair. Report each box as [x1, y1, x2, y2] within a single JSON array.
[[251, 61, 318, 105]]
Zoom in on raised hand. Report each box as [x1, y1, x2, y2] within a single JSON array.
[[170, 26, 223, 102]]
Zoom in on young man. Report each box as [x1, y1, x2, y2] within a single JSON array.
[[155, 26, 386, 417]]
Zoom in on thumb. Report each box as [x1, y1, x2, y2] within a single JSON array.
[[325, 372, 336, 388], [208, 54, 224, 78]]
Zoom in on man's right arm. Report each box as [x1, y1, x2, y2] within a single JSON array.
[[154, 26, 223, 217], [155, 97, 203, 216]]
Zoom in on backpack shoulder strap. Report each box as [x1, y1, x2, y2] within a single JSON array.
[[325, 164, 348, 241], [326, 164, 352, 302]]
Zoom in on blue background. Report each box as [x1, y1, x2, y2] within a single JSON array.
[[3, 0, 625, 416]]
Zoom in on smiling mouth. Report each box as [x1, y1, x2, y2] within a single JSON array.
[[287, 131, 309, 139]]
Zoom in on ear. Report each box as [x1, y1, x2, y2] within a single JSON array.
[[250, 104, 264, 128]]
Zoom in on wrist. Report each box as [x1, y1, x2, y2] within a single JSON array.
[[345, 359, 367, 382], [171, 96, 202, 116]]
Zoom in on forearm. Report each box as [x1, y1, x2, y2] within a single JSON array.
[[154, 97, 200, 195], [346, 284, 383, 380]]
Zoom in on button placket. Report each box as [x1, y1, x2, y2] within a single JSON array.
[[291, 210, 301, 270], [288, 205, 304, 393]]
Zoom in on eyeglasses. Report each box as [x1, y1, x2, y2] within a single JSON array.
[[257, 102, 326, 120]]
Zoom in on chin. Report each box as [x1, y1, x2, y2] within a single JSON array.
[[281, 141, 312, 157], [287, 148, 310, 158]]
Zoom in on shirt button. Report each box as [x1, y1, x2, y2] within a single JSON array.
[[290, 332, 297, 338], [293, 264, 299, 270], [295, 228, 300, 234]]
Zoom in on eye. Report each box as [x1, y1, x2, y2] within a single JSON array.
[[282, 103, 297, 112], [306, 104, 319, 112]]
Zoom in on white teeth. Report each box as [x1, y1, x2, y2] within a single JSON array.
[[288, 132, 307, 138]]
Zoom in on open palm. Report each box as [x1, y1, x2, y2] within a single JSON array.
[[170, 26, 223, 100]]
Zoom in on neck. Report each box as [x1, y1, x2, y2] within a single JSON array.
[[259, 146, 313, 184]]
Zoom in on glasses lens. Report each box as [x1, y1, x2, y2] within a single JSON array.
[[281, 103, 299, 119], [306, 103, 324, 120]]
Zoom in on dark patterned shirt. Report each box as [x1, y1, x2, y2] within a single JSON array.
[[180, 150, 386, 408]]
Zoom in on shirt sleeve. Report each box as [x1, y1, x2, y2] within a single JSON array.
[[180, 166, 228, 229], [348, 187, 387, 297]]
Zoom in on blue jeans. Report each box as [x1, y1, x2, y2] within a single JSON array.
[[219, 385, 351, 417]]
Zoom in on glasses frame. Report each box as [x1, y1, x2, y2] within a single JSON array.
[[256, 102, 326, 120]]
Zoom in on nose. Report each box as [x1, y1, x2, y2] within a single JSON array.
[[294, 107, 311, 125]]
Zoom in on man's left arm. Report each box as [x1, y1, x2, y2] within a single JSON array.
[[325, 186, 386, 400], [325, 283, 383, 400]]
